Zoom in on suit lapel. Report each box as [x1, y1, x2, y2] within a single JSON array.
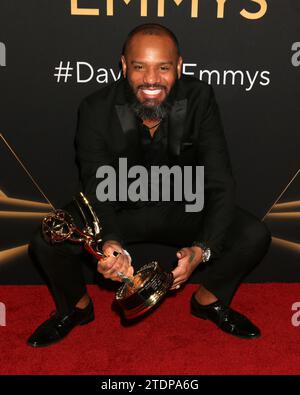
[[115, 103, 138, 135], [114, 103, 142, 163], [168, 99, 188, 157]]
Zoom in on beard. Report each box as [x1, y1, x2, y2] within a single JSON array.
[[125, 78, 178, 121], [131, 97, 171, 120]]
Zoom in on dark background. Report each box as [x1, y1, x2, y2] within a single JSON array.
[[0, 0, 299, 284]]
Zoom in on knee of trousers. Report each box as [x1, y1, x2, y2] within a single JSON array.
[[238, 218, 272, 254], [28, 227, 82, 259]]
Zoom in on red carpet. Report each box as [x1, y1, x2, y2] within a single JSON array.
[[0, 283, 299, 375]]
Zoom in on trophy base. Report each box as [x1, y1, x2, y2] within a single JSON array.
[[115, 261, 173, 320]]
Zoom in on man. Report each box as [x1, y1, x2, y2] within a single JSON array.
[[28, 23, 271, 347]]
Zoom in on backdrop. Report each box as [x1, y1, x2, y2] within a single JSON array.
[[0, 0, 299, 284]]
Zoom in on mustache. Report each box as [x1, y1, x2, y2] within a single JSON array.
[[137, 83, 167, 91]]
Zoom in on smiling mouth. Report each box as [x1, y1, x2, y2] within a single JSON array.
[[141, 89, 163, 96]]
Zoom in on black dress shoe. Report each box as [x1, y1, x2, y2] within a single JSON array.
[[190, 294, 260, 339], [27, 300, 95, 347]]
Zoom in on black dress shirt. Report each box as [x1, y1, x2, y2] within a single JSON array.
[[135, 117, 173, 207]]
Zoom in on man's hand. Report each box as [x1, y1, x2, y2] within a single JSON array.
[[97, 240, 134, 282], [170, 246, 203, 290]]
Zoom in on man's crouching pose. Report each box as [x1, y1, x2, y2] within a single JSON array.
[[28, 24, 271, 347]]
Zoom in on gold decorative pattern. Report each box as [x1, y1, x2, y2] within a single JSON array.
[[263, 168, 300, 254], [262, 168, 300, 221], [0, 133, 54, 265], [0, 190, 51, 210], [271, 237, 300, 253], [0, 244, 29, 265], [0, 133, 54, 209]]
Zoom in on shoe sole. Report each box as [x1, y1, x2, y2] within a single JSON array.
[[190, 308, 208, 320], [79, 314, 95, 326]]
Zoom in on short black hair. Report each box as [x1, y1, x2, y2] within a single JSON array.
[[122, 23, 180, 57]]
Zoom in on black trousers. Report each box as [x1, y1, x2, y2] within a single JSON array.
[[29, 202, 271, 316]]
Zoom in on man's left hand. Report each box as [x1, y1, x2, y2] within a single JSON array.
[[170, 246, 203, 290]]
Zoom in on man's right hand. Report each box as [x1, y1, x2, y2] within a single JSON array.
[[97, 240, 134, 282]]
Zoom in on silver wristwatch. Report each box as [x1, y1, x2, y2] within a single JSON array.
[[192, 241, 211, 263]]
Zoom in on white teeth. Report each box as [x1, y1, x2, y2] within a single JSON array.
[[142, 89, 161, 95]]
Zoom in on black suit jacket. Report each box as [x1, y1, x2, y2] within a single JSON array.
[[75, 75, 236, 258]]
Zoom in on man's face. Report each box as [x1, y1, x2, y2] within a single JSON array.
[[121, 33, 182, 109]]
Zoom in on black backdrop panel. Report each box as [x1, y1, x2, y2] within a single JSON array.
[[0, 1, 299, 284]]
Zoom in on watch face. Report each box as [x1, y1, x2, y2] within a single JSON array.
[[202, 248, 211, 262]]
